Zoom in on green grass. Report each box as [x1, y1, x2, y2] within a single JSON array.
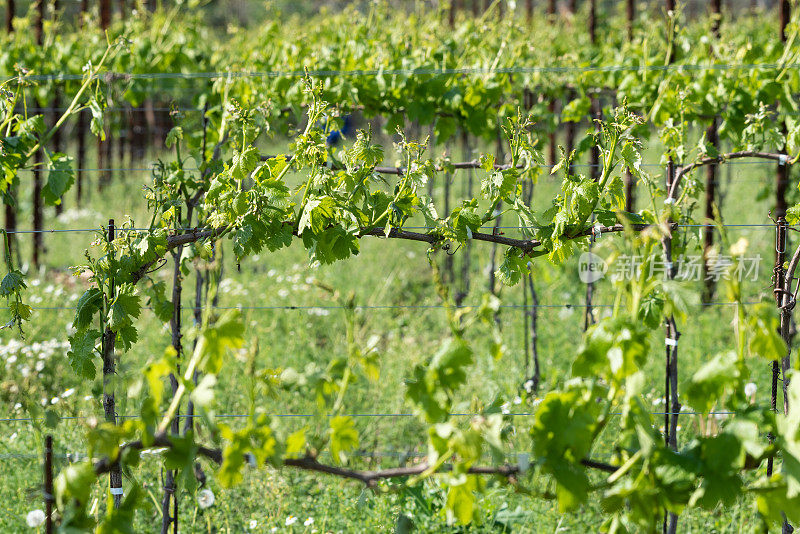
[[0, 127, 793, 532]]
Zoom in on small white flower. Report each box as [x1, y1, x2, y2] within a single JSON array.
[[248, 519, 258, 529], [278, 288, 290, 298], [50, 397, 60, 405], [523, 379, 535, 394], [197, 488, 215, 509], [285, 515, 298, 526], [62, 388, 75, 398], [745, 382, 757, 398], [83, 395, 94, 401], [270, 528, 278, 533], [500, 402, 510, 415], [26, 509, 45, 527], [513, 396, 522, 405], [304, 517, 314, 526]]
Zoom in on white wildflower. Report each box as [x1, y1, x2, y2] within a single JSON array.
[[248, 519, 258, 529], [197, 489, 215, 509], [745, 382, 757, 398], [304, 517, 314, 526], [26, 509, 45, 527], [285, 515, 298, 526], [523, 379, 535, 394], [62, 388, 75, 398]]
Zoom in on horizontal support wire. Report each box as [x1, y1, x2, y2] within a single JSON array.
[[25, 302, 761, 312], [21, 106, 800, 119], [0, 410, 738, 424], [7, 62, 800, 82], [0, 224, 785, 234], [14, 161, 792, 173]]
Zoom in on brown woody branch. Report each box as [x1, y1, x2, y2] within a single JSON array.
[[260, 154, 529, 176], [668, 151, 789, 200], [130, 221, 665, 286], [92, 433, 618, 487]]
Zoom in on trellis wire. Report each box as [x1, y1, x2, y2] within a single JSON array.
[[9, 62, 800, 82], [0, 223, 788, 234], [22, 301, 764, 312], [0, 410, 740, 424], [13, 161, 795, 173]]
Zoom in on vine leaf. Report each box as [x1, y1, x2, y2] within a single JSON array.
[[67, 329, 101, 379], [329, 415, 359, 464], [0, 270, 25, 297], [42, 152, 75, 206], [108, 285, 142, 333], [73, 288, 103, 332]]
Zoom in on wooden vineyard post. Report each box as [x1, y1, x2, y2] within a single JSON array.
[[768, 216, 787, 477], [75, 0, 88, 204], [52, 56, 63, 214], [546, 0, 557, 171], [584, 7, 600, 331], [663, 160, 681, 534], [100, 0, 110, 29], [624, 0, 635, 211], [703, 0, 722, 302], [443, 144, 454, 284], [626, 0, 634, 41], [663, 4, 679, 532], [488, 123, 505, 298], [777, 15, 793, 533], [772, 214, 794, 534], [4, 0, 14, 262], [43, 434, 53, 534], [5, 0, 13, 33], [102, 219, 123, 507], [32, 0, 45, 268], [162, 208, 183, 534], [523, 177, 540, 394]]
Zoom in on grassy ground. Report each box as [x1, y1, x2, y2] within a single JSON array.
[[0, 125, 792, 532]]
